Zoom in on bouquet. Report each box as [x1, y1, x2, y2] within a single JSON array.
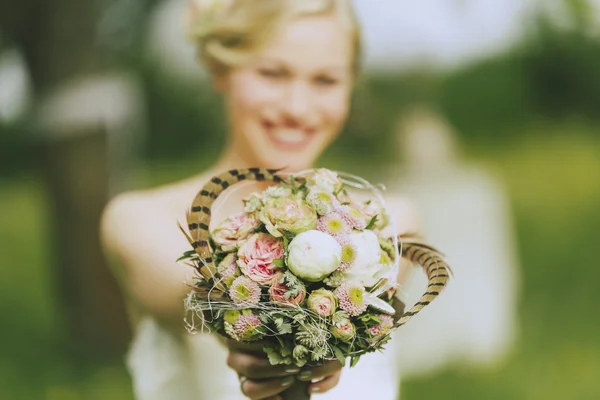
[[178, 168, 451, 399]]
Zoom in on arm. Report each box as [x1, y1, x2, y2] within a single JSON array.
[[101, 192, 334, 400], [100, 192, 191, 329]]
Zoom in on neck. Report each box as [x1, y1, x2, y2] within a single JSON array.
[[209, 144, 311, 175], [211, 144, 255, 174]]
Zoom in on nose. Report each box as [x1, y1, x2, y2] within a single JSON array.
[[282, 81, 312, 122]]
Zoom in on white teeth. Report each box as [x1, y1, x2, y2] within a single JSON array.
[[269, 128, 308, 144]]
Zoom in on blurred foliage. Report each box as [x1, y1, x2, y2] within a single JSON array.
[[403, 130, 600, 400]]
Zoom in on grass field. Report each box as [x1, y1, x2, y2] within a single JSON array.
[[1, 128, 599, 399]]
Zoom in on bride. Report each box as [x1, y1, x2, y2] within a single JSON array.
[[101, 0, 419, 398]]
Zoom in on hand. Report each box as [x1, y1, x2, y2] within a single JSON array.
[[225, 339, 343, 399]]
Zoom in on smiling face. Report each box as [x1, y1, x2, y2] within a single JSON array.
[[219, 14, 354, 171]]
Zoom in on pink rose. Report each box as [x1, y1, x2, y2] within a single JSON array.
[[269, 277, 306, 306], [212, 213, 259, 251], [237, 233, 284, 284], [307, 288, 337, 317]]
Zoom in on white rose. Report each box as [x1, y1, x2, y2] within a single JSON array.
[[342, 230, 383, 287], [287, 230, 341, 282]]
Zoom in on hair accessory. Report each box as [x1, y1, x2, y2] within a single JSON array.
[[187, 0, 234, 35]]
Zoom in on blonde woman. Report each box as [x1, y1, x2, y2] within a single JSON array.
[[101, 1, 418, 399]]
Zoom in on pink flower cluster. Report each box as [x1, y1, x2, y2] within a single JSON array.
[[237, 233, 284, 284], [232, 313, 263, 341], [334, 283, 367, 317], [369, 315, 394, 337]]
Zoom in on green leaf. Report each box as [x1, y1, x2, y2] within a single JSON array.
[[273, 258, 285, 268], [258, 313, 271, 324], [264, 347, 285, 365], [278, 323, 292, 335], [275, 336, 286, 348], [176, 250, 196, 262], [359, 314, 373, 322], [332, 346, 347, 367], [365, 215, 379, 230], [297, 180, 307, 193], [350, 356, 361, 368], [282, 235, 290, 250], [255, 325, 267, 335]]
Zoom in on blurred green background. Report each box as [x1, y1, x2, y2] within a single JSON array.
[[1, 1, 600, 399]]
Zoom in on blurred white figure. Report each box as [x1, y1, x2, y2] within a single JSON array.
[[388, 107, 520, 377]]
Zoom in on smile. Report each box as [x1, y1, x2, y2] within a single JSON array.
[[262, 120, 316, 151]]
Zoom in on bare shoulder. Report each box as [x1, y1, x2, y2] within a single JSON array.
[[100, 176, 211, 322], [100, 176, 208, 258], [100, 189, 159, 259]]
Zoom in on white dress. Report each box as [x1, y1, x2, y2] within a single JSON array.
[[126, 317, 401, 400]]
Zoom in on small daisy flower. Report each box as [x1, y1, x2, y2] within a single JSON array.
[[338, 204, 368, 230], [232, 313, 264, 341], [229, 276, 261, 306], [217, 253, 239, 287], [336, 235, 358, 271], [369, 314, 394, 337], [317, 211, 351, 237], [334, 283, 368, 317]]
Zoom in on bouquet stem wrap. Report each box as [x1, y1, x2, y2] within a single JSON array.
[[178, 168, 452, 400], [282, 380, 310, 400]]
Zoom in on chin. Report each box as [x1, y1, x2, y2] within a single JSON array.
[[239, 125, 330, 171], [256, 154, 314, 172]]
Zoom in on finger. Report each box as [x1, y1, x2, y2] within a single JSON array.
[[241, 376, 295, 399], [297, 360, 343, 381], [309, 371, 341, 394], [228, 352, 300, 379]]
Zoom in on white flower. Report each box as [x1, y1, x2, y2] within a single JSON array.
[[360, 200, 391, 230], [264, 186, 292, 198], [188, 0, 233, 35], [287, 230, 341, 282], [306, 190, 337, 215], [306, 169, 343, 193], [190, 0, 231, 14], [243, 193, 263, 213], [341, 230, 383, 287]]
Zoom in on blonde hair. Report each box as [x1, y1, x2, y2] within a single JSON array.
[[187, 0, 362, 76]]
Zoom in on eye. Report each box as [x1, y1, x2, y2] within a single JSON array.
[[314, 75, 339, 86], [258, 68, 286, 80]]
